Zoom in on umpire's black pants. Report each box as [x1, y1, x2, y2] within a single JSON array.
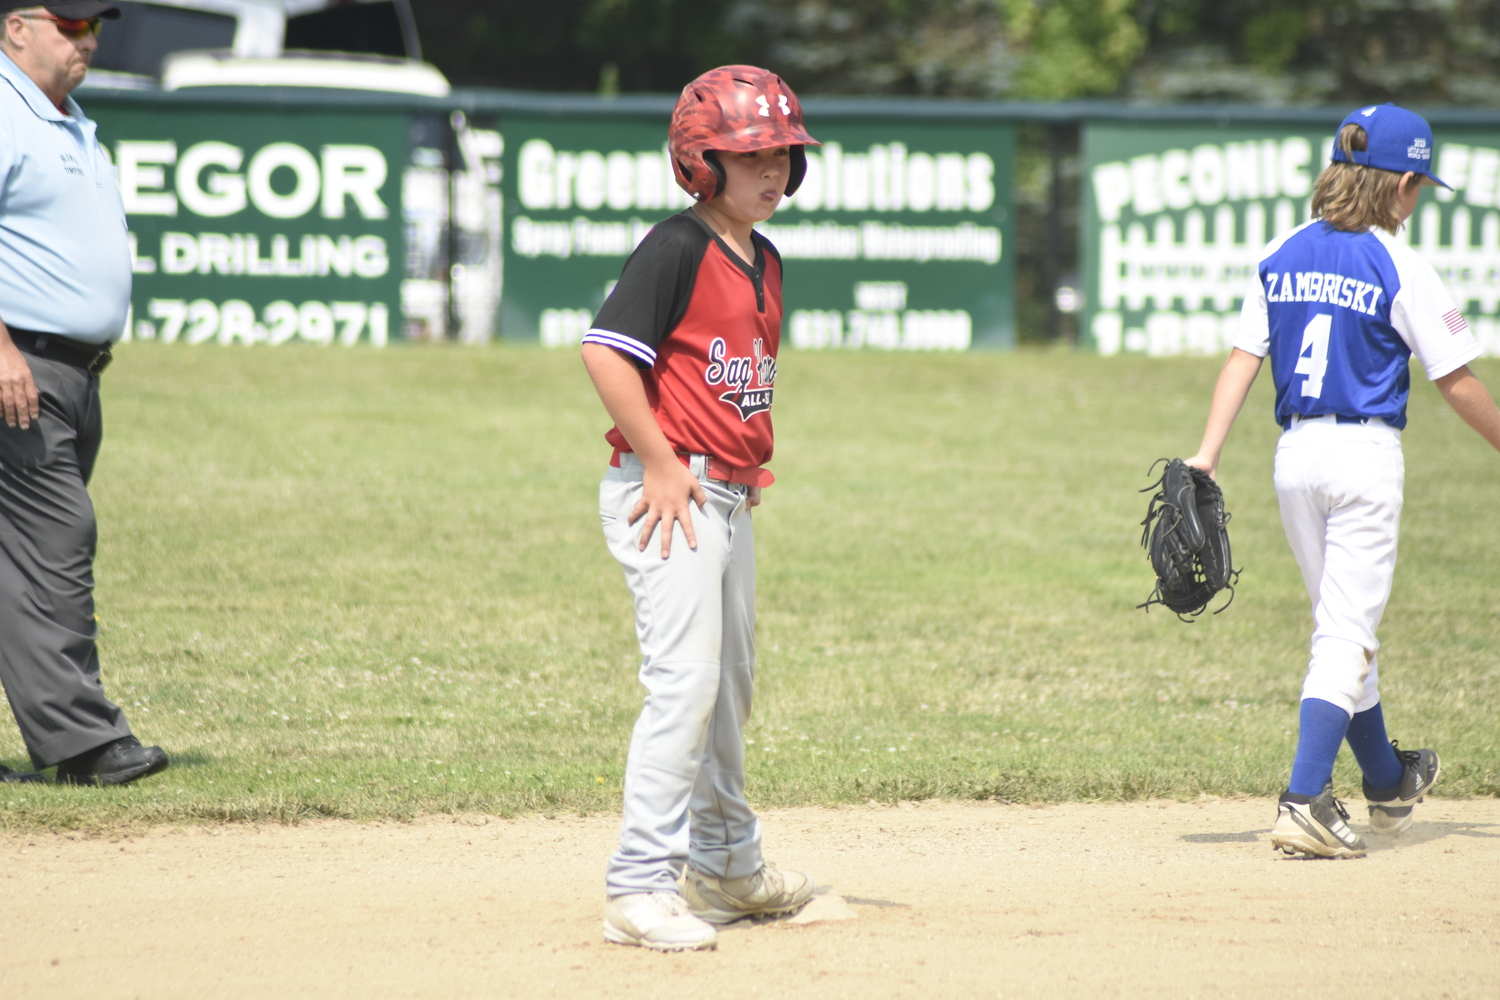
[[0, 350, 130, 769]]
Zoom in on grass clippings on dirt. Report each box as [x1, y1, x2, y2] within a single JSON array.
[[1, 346, 1496, 831]]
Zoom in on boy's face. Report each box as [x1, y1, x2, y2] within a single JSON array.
[[709, 146, 791, 224]]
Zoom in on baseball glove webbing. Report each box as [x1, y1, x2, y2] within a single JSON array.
[[1138, 458, 1240, 621]]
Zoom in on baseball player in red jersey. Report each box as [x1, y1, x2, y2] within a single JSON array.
[[580, 66, 819, 951]]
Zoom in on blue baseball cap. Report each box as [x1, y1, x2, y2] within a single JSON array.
[[1330, 103, 1450, 188]]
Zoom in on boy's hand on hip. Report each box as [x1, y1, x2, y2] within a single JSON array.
[[631, 460, 707, 558]]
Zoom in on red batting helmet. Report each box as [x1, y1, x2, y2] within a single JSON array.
[[669, 65, 820, 202]]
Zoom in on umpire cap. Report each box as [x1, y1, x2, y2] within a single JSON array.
[[0, 2, 122, 18]]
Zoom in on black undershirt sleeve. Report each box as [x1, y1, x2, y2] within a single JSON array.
[[583, 212, 707, 368]]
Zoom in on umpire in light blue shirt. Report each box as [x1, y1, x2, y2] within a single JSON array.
[[0, 1, 167, 786]]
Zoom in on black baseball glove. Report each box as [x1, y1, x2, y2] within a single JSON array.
[[1138, 458, 1239, 620]]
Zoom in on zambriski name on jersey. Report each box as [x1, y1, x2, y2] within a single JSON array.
[[1265, 271, 1384, 314], [705, 336, 776, 423]]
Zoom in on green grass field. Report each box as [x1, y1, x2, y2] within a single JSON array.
[[1, 345, 1496, 831]]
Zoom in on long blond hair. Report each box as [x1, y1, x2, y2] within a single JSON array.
[[1310, 124, 1408, 234]]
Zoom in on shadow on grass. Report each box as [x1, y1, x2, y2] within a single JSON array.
[[0, 795, 361, 837]]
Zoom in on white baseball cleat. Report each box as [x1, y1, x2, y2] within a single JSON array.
[[1364, 743, 1440, 835], [683, 862, 815, 924], [1270, 783, 1368, 859], [603, 891, 718, 951]]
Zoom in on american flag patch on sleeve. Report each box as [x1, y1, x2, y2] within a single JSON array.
[[1442, 308, 1468, 335]]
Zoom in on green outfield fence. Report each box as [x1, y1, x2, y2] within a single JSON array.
[[80, 86, 1500, 355]]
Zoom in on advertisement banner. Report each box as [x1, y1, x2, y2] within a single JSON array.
[[1081, 121, 1500, 357], [91, 105, 407, 346], [500, 114, 1015, 350]]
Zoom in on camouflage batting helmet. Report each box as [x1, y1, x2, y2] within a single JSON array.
[[669, 65, 820, 202]]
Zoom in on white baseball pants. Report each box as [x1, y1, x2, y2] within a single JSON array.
[[601, 452, 764, 896], [1274, 416, 1405, 716]]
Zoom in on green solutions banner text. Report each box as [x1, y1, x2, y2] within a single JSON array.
[[1082, 121, 1500, 357], [91, 104, 405, 346], [501, 114, 1015, 350]]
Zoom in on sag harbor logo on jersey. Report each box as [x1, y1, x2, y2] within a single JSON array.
[[705, 337, 776, 421]]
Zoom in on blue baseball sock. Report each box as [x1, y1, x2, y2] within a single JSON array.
[[1287, 698, 1352, 797], [1346, 703, 1404, 791]]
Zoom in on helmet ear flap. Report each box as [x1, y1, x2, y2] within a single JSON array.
[[674, 152, 727, 201], [702, 150, 726, 200], [785, 146, 807, 197]]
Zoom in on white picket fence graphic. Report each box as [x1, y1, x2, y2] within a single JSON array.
[[1093, 202, 1500, 357]]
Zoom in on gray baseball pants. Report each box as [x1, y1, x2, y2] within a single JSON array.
[[0, 351, 130, 769], [601, 452, 764, 896]]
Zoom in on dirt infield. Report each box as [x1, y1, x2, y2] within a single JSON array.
[[3, 798, 1498, 999]]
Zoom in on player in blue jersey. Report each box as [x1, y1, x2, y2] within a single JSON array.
[[1186, 104, 1500, 858]]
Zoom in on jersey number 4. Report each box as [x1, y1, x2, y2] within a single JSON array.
[[1296, 313, 1331, 398]]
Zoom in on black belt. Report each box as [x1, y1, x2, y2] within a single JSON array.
[[1282, 413, 1369, 431], [6, 327, 112, 376]]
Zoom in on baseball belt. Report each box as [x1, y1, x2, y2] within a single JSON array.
[[1281, 413, 1379, 431], [7, 327, 113, 376], [610, 448, 776, 488]]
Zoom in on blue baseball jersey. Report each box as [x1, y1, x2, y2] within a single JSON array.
[[1235, 221, 1480, 429]]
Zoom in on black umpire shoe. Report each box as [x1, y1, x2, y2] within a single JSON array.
[[0, 763, 47, 784], [55, 736, 169, 787]]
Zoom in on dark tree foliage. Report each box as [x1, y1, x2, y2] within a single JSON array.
[[415, 0, 1500, 106], [740, 0, 1143, 98], [410, 0, 764, 93], [1129, 0, 1500, 105]]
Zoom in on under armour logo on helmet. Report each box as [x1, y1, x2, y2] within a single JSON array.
[[756, 94, 791, 117]]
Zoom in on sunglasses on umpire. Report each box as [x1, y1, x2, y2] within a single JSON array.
[[16, 13, 103, 39]]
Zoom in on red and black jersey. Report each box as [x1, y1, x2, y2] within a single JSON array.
[[584, 209, 782, 474]]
